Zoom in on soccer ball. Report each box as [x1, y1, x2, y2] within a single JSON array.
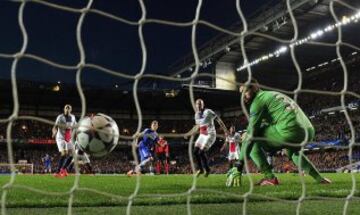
[[75, 113, 119, 157]]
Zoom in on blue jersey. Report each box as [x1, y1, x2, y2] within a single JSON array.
[[43, 154, 51, 167], [138, 128, 159, 161], [139, 128, 159, 150]]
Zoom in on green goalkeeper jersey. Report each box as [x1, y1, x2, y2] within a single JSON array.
[[244, 90, 314, 147], [238, 90, 323, 182]]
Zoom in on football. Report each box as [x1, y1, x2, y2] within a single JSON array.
[[75, 113, 119, 157]]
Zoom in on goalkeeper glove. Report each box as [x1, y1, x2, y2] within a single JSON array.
[[226, 167, 242, 187]]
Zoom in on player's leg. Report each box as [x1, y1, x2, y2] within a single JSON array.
[[200, 134, 216, 177], [194, 135, 205, 175], [148, 159, 154, 175], [285, 126, 330, 183], [228, 152, 236, 170], [81, 152, 93, 174], [226, 151, 243, 187], [249, 142, 275, 180], [84, 163, 93, 174], [199, 149, 210, 175], [135, 146, 152, 174], [55, 140, 67, 177], [165, 155, 170, 175], [155, 153, 161, 174], [286, 148, 322, 182], [267, 124, 330, 183], [238, 126, 281, 185], [61, 142, 74, 176]]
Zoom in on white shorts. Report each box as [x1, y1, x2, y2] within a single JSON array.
[[228, 152, 239, 161], [195, 134, 216, 150], [56, 139, 74, 152]]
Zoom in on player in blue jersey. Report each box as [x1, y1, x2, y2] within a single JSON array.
[[127, 120, 159, 176], [42, 153, 52, 174]]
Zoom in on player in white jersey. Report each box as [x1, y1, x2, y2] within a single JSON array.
[[221, 125, 242, 169], [52, 104, 77, 177], [222, 128, 247, 187], [191, 98, 228, 177]]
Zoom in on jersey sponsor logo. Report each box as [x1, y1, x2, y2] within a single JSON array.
[[199, 125, 208, 135], [229, 142, 236, 152], [64, 129, 72, 142]]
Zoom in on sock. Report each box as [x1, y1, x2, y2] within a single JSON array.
[[67, 163, 74, 172], [194, 148, 203, 172], [85, 163, 93, 174], [149, 163, 154, 174], [156, 161, 161, 174], [200, 150, 210, 172], [62, 156, 73, 170], [136, 158, 151, 173], [165, 161, 169, 174], [57, 155, 66, 173]]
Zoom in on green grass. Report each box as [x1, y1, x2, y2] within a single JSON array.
[[1, 173, 360, 214]]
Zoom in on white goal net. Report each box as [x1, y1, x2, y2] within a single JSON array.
[[0, 0, 359, 215]]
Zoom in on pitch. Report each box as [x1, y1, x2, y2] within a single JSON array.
[[1, 173, 360, 215]]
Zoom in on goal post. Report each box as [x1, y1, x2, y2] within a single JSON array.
[[0, 163, 34, 175]]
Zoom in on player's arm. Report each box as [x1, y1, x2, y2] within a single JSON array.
[[133, 129, 147, 140], [220, 136, 229, 152], [215, 116, 228, 136], [51, 116, 60, 139], [239, 102, 266, 161], [51, 126, 57, 139], [184, 125, 199, 139]]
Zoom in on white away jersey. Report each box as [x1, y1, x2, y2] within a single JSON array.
[[226, 132, 241, 153], [55, 114, 77, 142], [194, 108, 217, 135]]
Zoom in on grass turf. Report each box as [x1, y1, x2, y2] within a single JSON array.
[[0, 173, 359, 214]]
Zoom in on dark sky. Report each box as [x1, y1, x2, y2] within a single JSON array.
[[0, 0, 266, 88]]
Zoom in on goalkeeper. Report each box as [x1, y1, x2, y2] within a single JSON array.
[[237, 79, 331, 186]]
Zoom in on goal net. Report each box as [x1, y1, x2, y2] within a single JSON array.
[[0, 0, 359, 215]]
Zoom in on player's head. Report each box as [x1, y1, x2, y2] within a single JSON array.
[[229, 125, 235, 134], [151, 120, 159, 131], [239, 78, 260, 104], [63, 104, 72, 115], [195, 98, 205, 112]]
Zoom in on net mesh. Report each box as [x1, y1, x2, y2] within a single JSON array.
[[0, 0, 359, 214]]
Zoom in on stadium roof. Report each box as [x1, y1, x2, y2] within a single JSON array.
[[168, 0, 360, 90]]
